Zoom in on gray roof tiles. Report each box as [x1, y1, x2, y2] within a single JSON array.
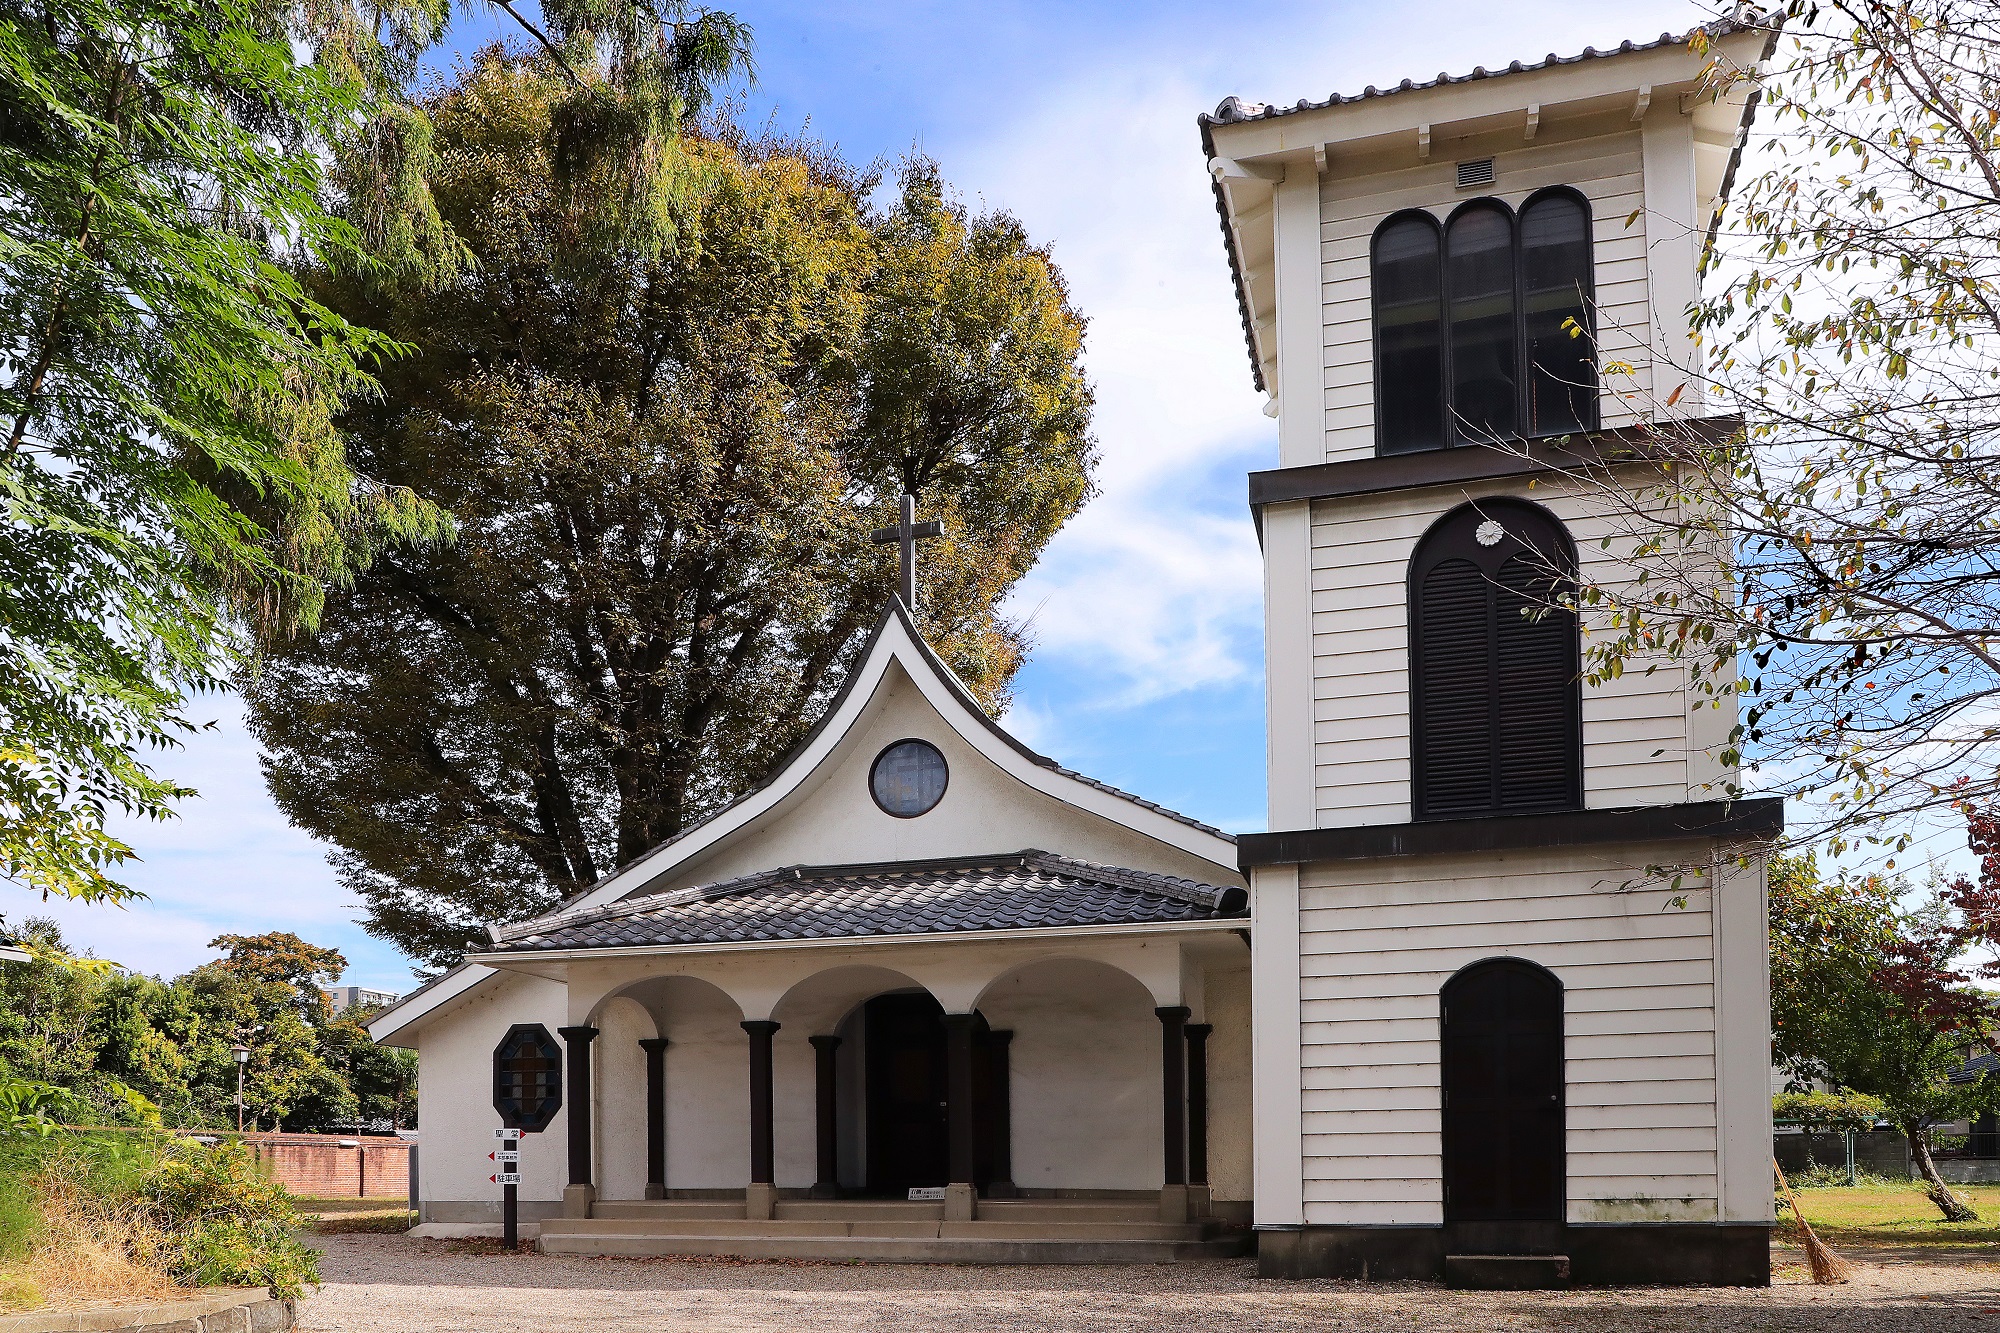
[[487, 850, 1248, 952]]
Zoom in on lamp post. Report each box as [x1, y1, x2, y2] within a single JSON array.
[[231, 1043, 251, 1133]]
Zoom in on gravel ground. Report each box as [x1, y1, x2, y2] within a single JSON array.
[[298, 1233, 2000, 1332]]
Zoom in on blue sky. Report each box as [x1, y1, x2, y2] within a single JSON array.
[[27, 0, 1718, 991]]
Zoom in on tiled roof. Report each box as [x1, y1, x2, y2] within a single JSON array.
[[487, 850, 1248, 952], [1951, 1052, 1998, 1086], [1196, 15, 1773, 391], [1199, 21, 1757, 130]]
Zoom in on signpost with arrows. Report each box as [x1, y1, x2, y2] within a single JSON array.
[[492, 1130, 523, 1247], [491, 1024, 563, 1251]]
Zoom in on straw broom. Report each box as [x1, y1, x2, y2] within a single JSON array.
[[1774, 1156, 1853, 1284]]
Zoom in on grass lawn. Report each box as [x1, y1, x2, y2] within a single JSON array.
[[1789, 1181, 2000, 1249], [294, 1197, 416, 1235]]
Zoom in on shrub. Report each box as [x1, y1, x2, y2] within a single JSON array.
[[0, 1098, 318, 1306], [141, 1140, 319, 1297]]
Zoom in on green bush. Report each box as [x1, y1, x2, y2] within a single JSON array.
[[0, 1094, 318, 1302], [1773, 1089, 1888, 1133], [1786, 1162, 1906, 1189], [142, 1140, 318, 1297]]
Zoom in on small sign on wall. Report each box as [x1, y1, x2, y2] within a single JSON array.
[[907, 1187, 946, 1201]]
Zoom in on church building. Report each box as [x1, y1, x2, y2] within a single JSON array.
[[370, 16, 1782, 1286]]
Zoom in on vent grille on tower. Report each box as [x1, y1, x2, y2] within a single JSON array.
[[1456, 158, 1496, 189]]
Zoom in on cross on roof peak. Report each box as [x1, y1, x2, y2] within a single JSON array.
[[870, 493, 943, 612]]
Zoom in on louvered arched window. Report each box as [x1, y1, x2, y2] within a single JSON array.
[[1410, 500, 1581, 819], [1370, 188, 1599, 455]]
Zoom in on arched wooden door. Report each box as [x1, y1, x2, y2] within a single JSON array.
[[1440, 959, 1565, 1250]]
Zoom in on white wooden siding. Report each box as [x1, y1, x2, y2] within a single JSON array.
[[1295, 845, 1721, 1227], [1317, 131, 1655, 465], [1308, 472, 1723, 828]]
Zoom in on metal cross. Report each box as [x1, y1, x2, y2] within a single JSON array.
[[870, 493, 943, 612]]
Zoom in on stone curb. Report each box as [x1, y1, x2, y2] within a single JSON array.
[[0, 1289, 296, 1333]]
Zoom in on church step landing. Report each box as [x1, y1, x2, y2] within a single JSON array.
[[533, 1229, 1250, 1264], [1444, 1254, 1572, 1290], [542, 1217, 1216, 1242]]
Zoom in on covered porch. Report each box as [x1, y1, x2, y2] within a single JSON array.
[[473, 852, 1252, 1260]]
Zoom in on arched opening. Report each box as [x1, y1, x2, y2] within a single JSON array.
[[1372, 211, 1446, 454], [1520, 188, 1598, 436], [1445, 200, 1519, 441], [1441, 958, 1565, 1249], [974, 956, 1166, 1193], [1409, 499, 1581, 819], [591, 975, 745, 1194]]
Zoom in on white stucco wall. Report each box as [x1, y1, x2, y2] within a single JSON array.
[[496, 937, 1252, 1200], [1203, 963, 1254, 1203], [978, 958, 1163, 1191], [413, 970, 570, 1218]]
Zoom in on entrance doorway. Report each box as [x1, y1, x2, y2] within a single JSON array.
[[862, 992, 1005, 1194], [1440, 958, 1564, 1252]]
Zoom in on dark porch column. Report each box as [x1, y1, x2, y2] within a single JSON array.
[[640, 1037, 669, 1198], [558, 1026, 599, 1188], [741, 1021, 780, 1185], [986, 1029, 1017, 1199], [1155, 1007, 1189, 1187], [942, 1013, 978, 1187], [809, 1035, 841, 1198], [1185, 1024, 1213, 1187]]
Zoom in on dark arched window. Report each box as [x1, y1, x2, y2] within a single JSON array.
[[1445, 201, 1518, 441], [1369, 188, 1599, 454], [1520, 189, 1598, 436], [1371, 212, 1446, 453], [1409, 500, 1580, 819]]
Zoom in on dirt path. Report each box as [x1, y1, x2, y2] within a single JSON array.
[[298, 1233, 2000, 1332]]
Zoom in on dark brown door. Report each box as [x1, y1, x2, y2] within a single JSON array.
[[865, 993, 949, 1192], [1441, 959, 1564, 1245]]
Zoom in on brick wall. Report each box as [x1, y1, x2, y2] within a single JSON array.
[[236, 1132, 412, 1200]]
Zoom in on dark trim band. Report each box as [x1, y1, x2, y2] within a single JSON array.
[[1247, 416, 1744, 511], [1237, 797, 1783, 869]]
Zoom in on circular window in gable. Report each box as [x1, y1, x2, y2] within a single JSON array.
[[870, 738, 948, 818]]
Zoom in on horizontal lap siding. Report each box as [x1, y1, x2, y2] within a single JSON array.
[[1317, 133, 1651, 464], [1296, 848, 1720, 1227], [1309, 478, 1695, 826]]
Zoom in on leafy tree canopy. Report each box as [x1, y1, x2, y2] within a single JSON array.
[[0, 0, 749, 907], [246, 52, 1097, 971], [1770, 853, 1998, 1219], [1548, 2, 2000, 857], [0, 919, 414, 1133]]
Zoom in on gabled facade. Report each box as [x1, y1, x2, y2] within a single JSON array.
[[369, 604, 1256, 1260], [1205, 20, 1785, 1285]]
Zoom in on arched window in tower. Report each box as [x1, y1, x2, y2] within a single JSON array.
[[1519, 189, 1598, 436], [1409, 500, 1581, 819], [1445, 201, 1518, 441], [1371, 212, 1446, 454], [1369, 189, 1602, 454]]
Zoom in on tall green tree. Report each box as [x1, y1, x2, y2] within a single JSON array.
[[0, 0, 452, 904], [246, 53, 1096, 970], [0, 0, 748, 907], [1770, 854, 1997, 1219]]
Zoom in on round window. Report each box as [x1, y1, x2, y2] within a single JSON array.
[[869, 739, 948, 818]]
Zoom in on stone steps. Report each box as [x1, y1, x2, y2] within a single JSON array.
[[534, 1226, 1248, 1264], [1444, 1254, 1572, 1289], [543, 1217, 1210, 1241]]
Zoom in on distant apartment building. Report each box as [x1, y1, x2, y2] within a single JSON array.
[[326, 985, 400, 1014]]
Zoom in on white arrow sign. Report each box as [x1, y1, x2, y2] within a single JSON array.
[[494, 1129, 522, 1139], [490, 1172, 522, 1185], [488, 1150, 519, 1163]]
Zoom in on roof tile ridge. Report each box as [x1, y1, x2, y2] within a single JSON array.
[[1018, 851, 1232, 910], [492, 868, 789, 943]]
